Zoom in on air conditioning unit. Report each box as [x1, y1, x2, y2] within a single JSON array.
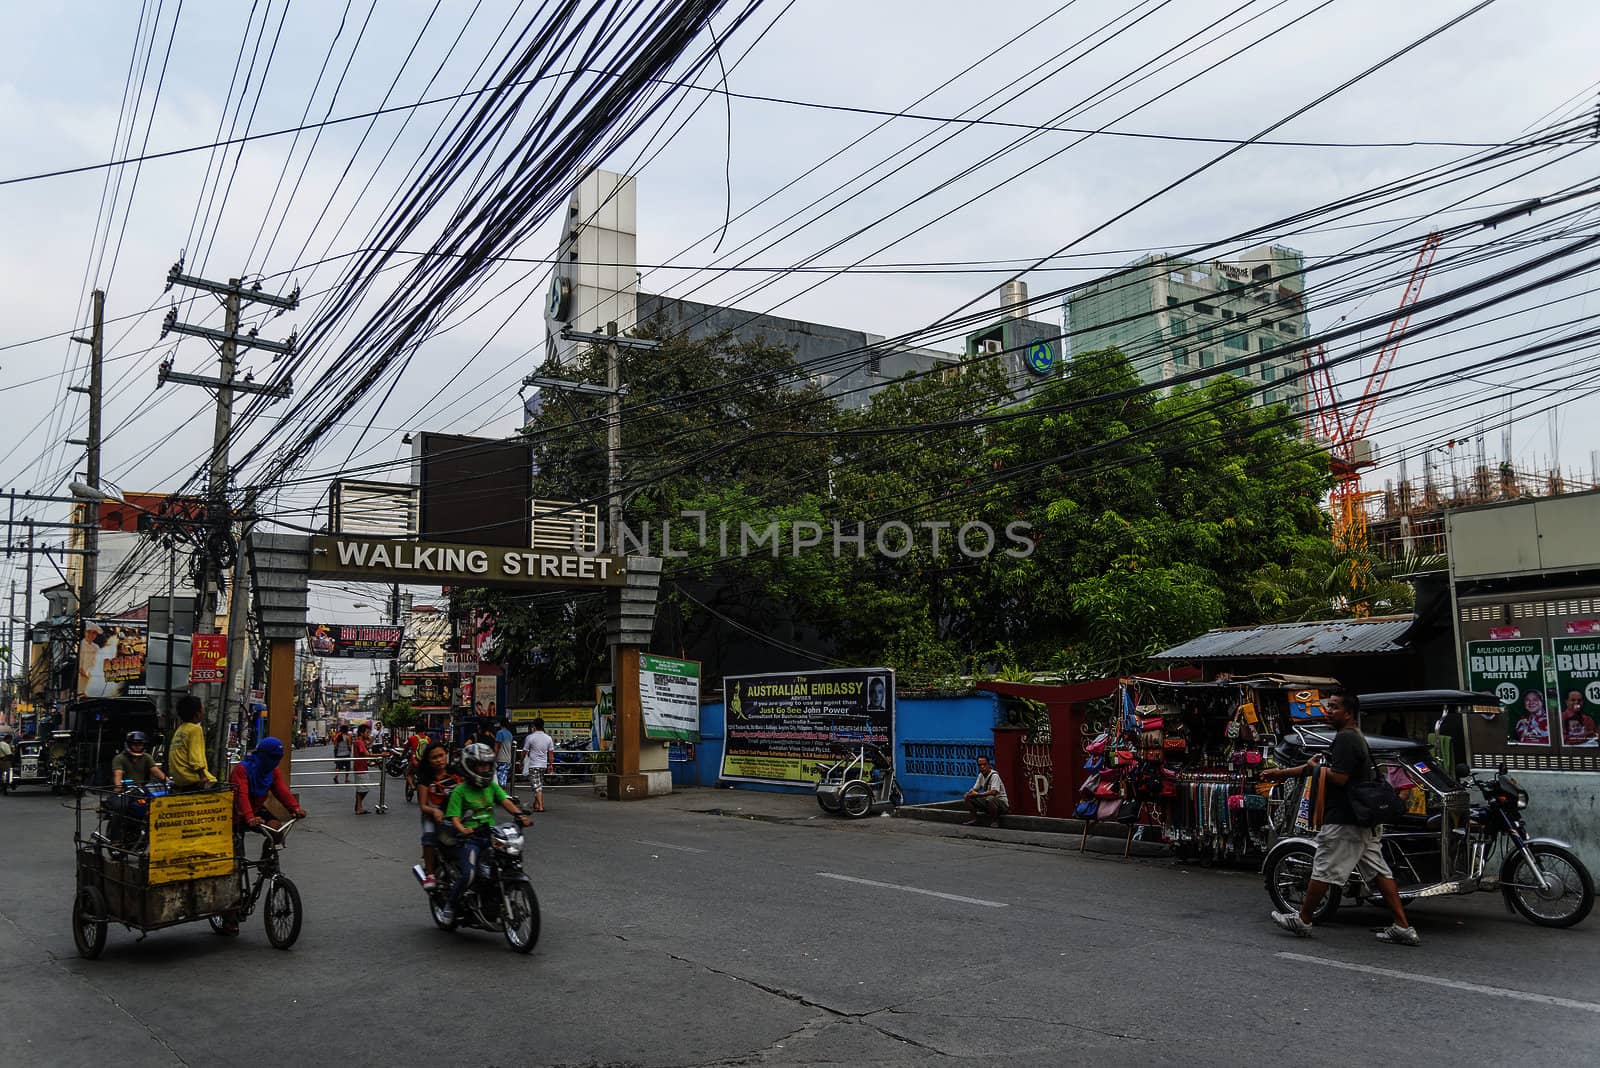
[[981, 339, 1003, 354]]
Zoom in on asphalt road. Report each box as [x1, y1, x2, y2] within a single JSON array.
[[2, 764, 1597, 1067]]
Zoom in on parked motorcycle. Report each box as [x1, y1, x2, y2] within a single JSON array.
[[414, 822, 540, 953], [1265, 759, 1594, 929], [815, 741, 902, 818]]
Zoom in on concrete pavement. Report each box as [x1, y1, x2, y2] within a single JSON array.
[[1, 774, 1596, 1067]]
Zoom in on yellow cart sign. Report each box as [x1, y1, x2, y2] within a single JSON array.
[[147, 792, 234, 885]]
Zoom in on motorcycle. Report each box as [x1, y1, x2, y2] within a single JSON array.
[[1265, 757, 1594, 929], [814, 740, 903, 818], [414, 822, 541, 953]]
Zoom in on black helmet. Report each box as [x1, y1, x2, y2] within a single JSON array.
[[461, 742, 495, 787], [125, 730, 149, 752]]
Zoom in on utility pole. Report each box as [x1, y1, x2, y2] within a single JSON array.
[[67, 289, 104, 620], [5, 582, 14, 714], [159, 260, 297, 763]]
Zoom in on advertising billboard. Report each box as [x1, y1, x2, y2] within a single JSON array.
[[305, 623, 404, 659], [720, 668, 894, 786], [78, 619, 149, 698]]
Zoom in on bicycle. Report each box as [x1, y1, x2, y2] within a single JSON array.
[[205, 819, 305, 949]]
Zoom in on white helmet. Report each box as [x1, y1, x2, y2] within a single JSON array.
[[461, 742, 495, 788]]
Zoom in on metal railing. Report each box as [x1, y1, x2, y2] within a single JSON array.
[[285, 754, 389, 813], [519, 750, 611, 790]]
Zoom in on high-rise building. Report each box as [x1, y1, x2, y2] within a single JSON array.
[[1063, 244, 1310, 409]]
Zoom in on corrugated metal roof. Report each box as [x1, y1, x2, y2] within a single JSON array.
[[1152, 615, 1415, 661]]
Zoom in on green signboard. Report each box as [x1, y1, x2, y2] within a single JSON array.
[[1466, 638, 1549, 746], [1552, 636, 1600, 748], [639, 654, 700, 741]]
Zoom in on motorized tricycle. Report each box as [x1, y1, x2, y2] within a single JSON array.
[[1263, 721, 1594, 928], [815, 740, 903, 818]]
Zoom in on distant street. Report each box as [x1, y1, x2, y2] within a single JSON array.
[[2, 772, 1597, 1067]]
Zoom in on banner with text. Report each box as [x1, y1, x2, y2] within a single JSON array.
[[189, 633, 227, 685], [1552, 636, 1600, 748], [79, 619, 149, 698], [640, 654, 701, 741], [720, 668, 894, 785], [306, 623, 404, 659], [397, 672, 451, 709], [1467, 638, 1550, 746]]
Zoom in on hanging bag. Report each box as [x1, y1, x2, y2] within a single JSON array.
[[1349, 756, 1406, 827]]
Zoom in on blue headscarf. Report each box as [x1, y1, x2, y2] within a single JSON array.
[[242, 737, 284, 797]]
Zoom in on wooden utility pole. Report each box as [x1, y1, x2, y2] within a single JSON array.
[[159, 264, 297, 763]]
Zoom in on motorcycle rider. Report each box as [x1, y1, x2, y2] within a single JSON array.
[[439, 742, 531, 925], [111, 731, 168, 791]]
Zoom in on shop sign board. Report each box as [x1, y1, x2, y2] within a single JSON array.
[[1552, 636, 1600, 748], [720, 668, 894, 786], [639, 654, 700, 741], [309, 534, 626, 587], [1466, 638, 1550, 746], [397, 672, 451, 709], [147, 792, 234, 885], [511, 706, 591, 742], [79, 619, 149, 698], [306, 623, 404, 659], [189, 633, 227, 684]]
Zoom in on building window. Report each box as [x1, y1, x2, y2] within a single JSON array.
[[1263, 365, 1275, 382], [1222, 309, 1235, 320], [1196, 302, 1214, 315], [1200, 351, 1215, 369], [1258, 334, 1277, 353], [1170, 319, 1187, 337], [1167, 296, 1180, 307], [1226, 334, 1248, 350], [1198, 325, 1214, 342], [1279, 322, 1296, 335], [1252, 264, 1272, 282], [1174, 347, 1188, 367]]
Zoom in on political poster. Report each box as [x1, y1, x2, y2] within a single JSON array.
[[720, 668, 894, 785], [1466, 638, 1550, 746], [305, 623, 404, 659], [147, 792, 234, 885], [78, 619, 149, 698], [1552, 636, 1600, 748], [189, 633, 228, 684], [639, 654, 700, 741]]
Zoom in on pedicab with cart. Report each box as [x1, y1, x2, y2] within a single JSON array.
[[70, 782, 305, 958]]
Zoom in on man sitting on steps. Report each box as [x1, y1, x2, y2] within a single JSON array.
[[963, 755, 1009, 827]]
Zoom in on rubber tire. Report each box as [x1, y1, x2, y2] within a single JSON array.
[[502, 884, 540, 954], [1503, 843, 1596, 929], [263, 876, 303, 950], [73, 886, 107, 960], [1264, 842, 1341, 924], [840, 781, 873, 819], [816, 790, 842, 814]]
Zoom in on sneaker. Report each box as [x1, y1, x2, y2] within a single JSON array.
[[421, 875, 437, 891], [1271, 911, 1314, 937], [1376, 925, 1421, 946]]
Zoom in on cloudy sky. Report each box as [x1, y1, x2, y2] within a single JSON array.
[[3, 0, 1599, 642]]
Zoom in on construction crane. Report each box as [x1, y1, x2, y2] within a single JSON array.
[[1302, 232, 1443, 615]]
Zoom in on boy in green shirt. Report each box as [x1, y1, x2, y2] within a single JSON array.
[[440, 743, 530, 923]]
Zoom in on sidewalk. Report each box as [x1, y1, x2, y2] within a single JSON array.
[[557, 784, 1171, 858]]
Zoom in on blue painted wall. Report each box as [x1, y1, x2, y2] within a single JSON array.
[[692, 693, 999, 803]]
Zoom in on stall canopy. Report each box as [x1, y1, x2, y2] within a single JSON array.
[[1150, 615, 1423, 695]]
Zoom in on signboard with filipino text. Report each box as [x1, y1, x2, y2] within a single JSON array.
[[720, 668, 894, 785], [1553, 636, 1600, 748], [147, 791, 235, 885], [512, 706, 591, 742], [1467, 638, 1550, 746], [189, 633, 228, 684], [78, 619, 149, 698], [306, 623, 404, 659], [639, 654, 700, 741]]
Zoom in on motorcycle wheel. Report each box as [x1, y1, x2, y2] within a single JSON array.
[[840, 781, 873, 819], [73, 886, 107, 960], [1503, 843, 1595, 928], [263, 876, 303, 949], [1264, 843, 1340, 923], [502, 884, 540, 954]]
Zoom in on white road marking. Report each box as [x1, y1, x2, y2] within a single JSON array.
[[816, 872, 1008, 908], [1276, 953, 1600, 1015], [635, 839, 707, 854]]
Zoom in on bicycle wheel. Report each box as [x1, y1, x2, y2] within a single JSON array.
[[72, 886, 107, 960], [263, 876, 303, 949], [502, 883, 540, 954]]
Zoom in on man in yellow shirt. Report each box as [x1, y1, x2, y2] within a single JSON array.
[[168, 694, 217, 789]]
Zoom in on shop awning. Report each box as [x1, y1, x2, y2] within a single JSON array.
[[1152, 615, 1415, 661]]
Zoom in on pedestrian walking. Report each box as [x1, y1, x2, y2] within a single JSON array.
[[1263, 689, 1421, 946], [521, 718, 555, 812], [352, 723, 373, 815], [333, 725, 351, 784], [493, 718, 516, 788]]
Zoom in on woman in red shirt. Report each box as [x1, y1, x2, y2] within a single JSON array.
[[353, 723, 373, 814]]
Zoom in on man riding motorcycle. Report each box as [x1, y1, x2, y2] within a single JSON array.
[[439, 742, 531, 925]]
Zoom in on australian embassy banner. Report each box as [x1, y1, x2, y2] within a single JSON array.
[[720, 668, 894, 786]]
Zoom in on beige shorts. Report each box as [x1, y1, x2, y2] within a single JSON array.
[[1310, 823, 1393, 885]]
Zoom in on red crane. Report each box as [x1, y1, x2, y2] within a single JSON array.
[[1302, 232, 1442, 614]]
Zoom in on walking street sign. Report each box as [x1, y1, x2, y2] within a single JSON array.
[[308, 534, 627, 587]]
